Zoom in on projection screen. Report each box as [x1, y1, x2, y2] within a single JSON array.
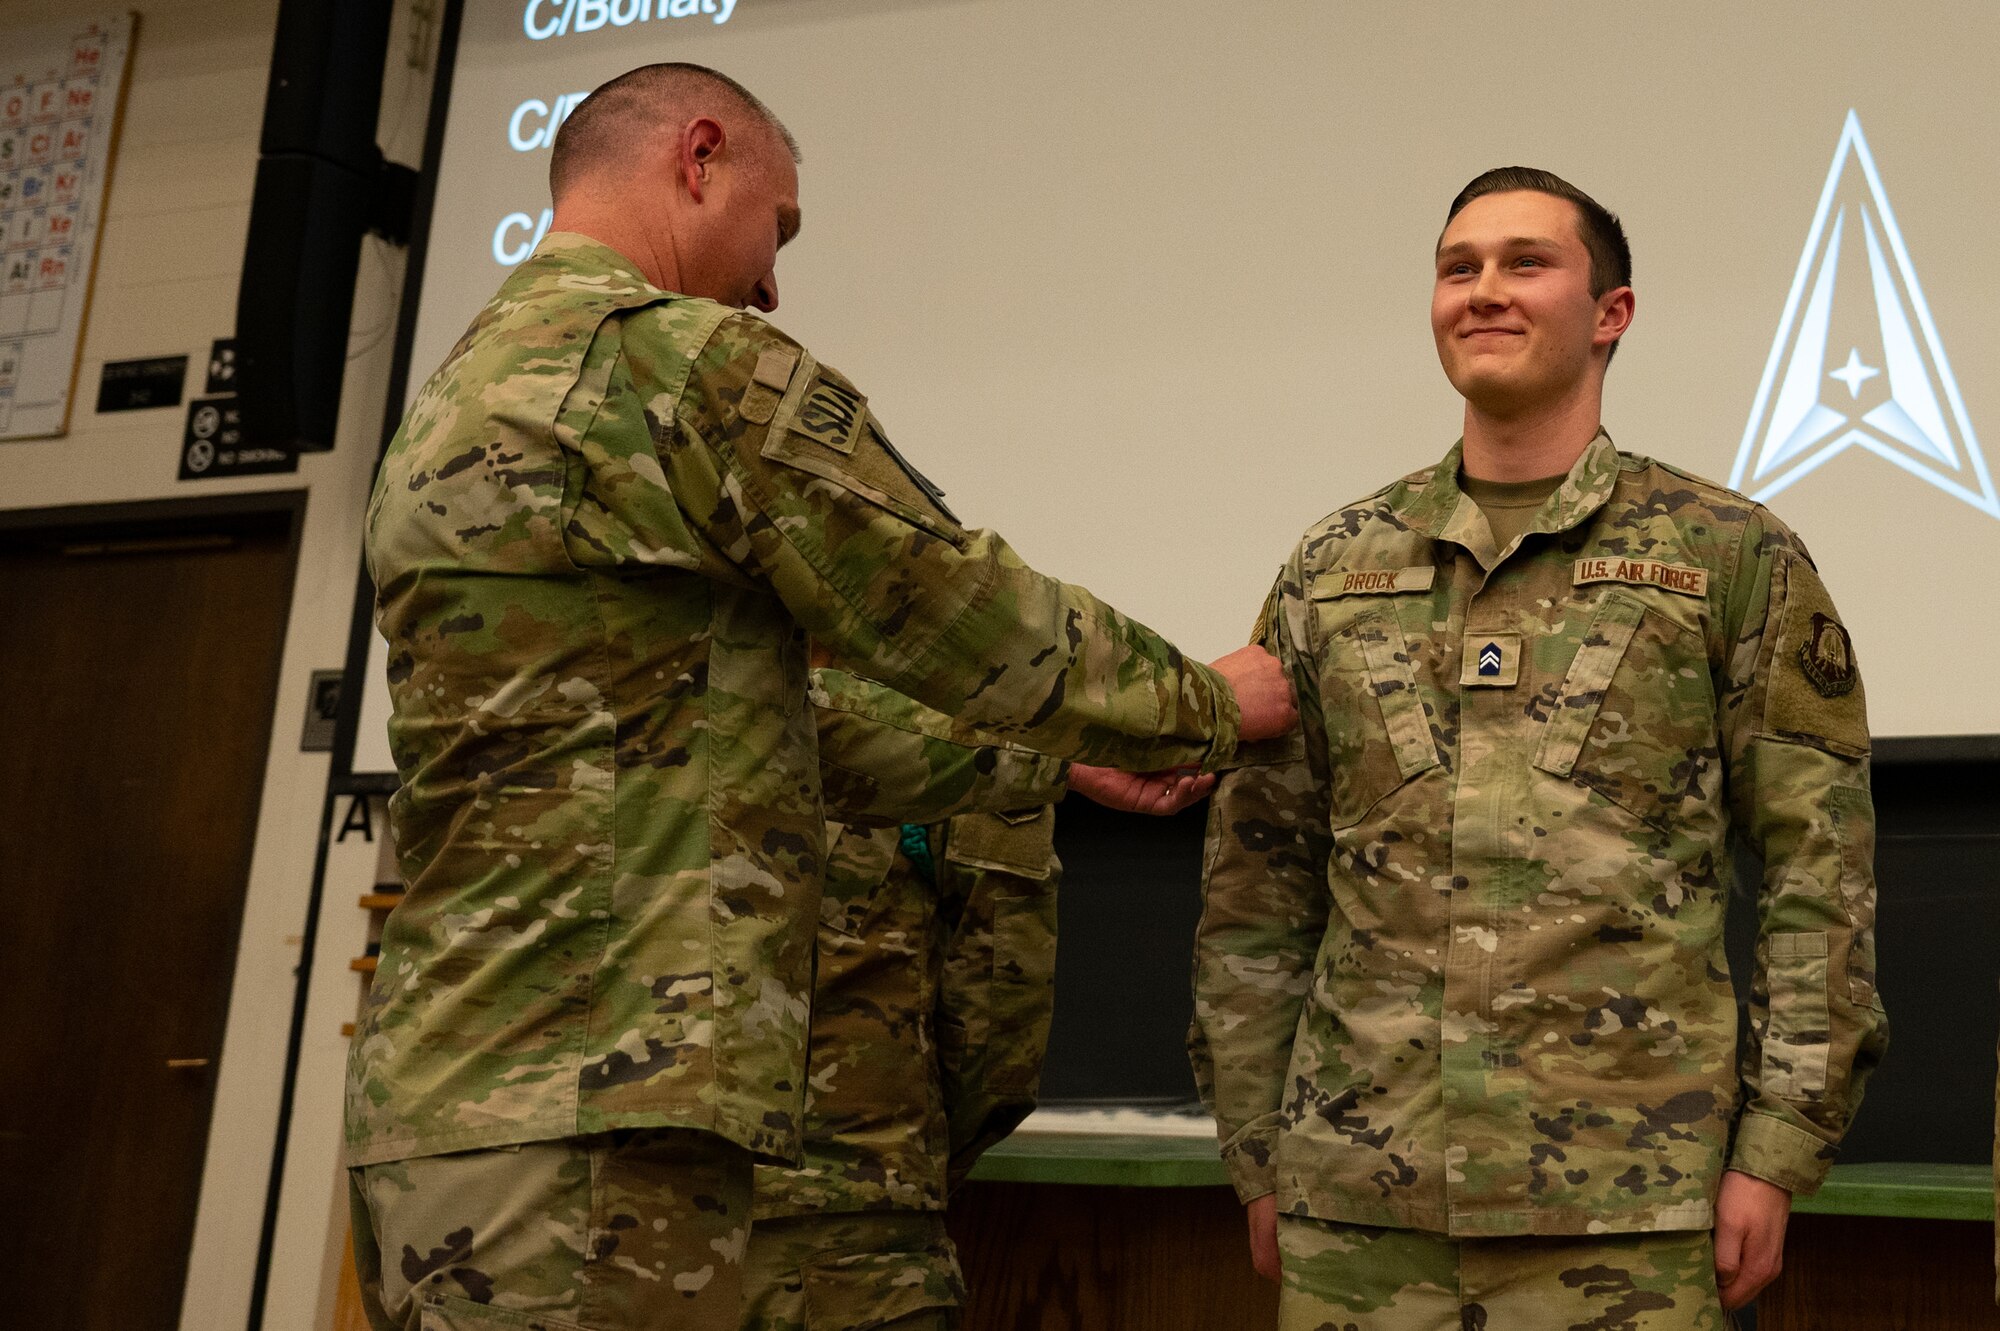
[[350, 0, 2000, 775]]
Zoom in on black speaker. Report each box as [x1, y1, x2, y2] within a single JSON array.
[[234, 0, 414, 453]]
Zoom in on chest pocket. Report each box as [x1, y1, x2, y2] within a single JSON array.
[[1532, 590, 1720, 830], [1310, 595, 1441, 829]]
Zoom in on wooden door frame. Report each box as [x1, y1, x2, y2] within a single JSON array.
[[0, 488, 306, 542]]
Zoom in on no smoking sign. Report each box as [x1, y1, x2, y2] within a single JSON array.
[[178, 394, 295, 480]]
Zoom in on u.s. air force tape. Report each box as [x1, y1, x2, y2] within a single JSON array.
[[1573, 557, 1708, 597]]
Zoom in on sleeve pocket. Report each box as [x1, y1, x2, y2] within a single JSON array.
[[1763, 932, 1832, 1102], [1827, 784, 1878, 1005], [944, 809, 1057, 879], [985, 893, 1059, 1096]]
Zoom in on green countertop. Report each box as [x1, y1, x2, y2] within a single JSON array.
[[968, 1134, 1995, 1222]]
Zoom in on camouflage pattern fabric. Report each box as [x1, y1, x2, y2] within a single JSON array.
[[350, 232, 1243, 1170], [348, 1129, 752, 1330], [1191, 433, 1888, 1237], [753, 807, 1059, 1219], [809, 667, 1065, 827], [1276, 1214, 1734, 1331], [936, 810, 1062, 1186], [740, 1211, 963, 1331]]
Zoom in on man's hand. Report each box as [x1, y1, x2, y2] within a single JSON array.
[[1068, 763, 1215, 815], [1714, 1169, 1791, 1310], [1210, 645, 1297, 742], [1245, 1193, 1281, 1283]]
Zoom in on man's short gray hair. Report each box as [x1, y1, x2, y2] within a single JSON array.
[[549, 63, 800, 201]]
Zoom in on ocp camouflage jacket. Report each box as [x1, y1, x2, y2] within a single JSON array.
[[1191, 434, 1888, 1237], [348, 234, 1239, 1168], [754, 667, 1061, 1218]]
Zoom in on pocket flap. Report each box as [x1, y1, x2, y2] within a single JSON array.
[[804, 1247, 965, 1331], [1349, 613, 1441, 782], [1762, 930, 1832, 1103], [1533, 592, 1646, 778], [944, 809, 1056, 878]]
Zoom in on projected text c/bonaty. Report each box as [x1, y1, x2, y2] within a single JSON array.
[[524, 0, 737, 40]]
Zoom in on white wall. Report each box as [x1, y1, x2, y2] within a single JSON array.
[[0, 3, 435, 1327]]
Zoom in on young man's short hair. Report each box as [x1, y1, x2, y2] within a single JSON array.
[[1445, 167, 1632, 361]]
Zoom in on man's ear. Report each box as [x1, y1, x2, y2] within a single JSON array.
[[1594, 285, 1635, 349], [679, 116, 727, 202]]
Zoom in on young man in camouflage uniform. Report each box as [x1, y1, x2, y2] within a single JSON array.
[[349, 64, 1293, 1331], [739, 669, 1065, 1331], [1191, 168, 1888, 1330]]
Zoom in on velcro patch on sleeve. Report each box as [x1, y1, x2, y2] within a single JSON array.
[[753, 346, 800, 392], [945, 809, 1056, 879], [739, 346, 800, 425], [1764, 551, 1869, 757], [1313, 566, 1437, 598], [1573, 557, 1709, 598]]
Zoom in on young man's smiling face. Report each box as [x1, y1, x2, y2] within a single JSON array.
[[1431, 189, 1628, 420]]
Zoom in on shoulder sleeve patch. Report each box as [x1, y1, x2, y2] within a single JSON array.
[[1765, 551, 1869, 758], [790, 373, 866, 455], [764, 354, 964, 542]]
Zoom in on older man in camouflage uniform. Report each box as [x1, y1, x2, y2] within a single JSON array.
[[349, 63, 1293, 1331], [1191, 168, 1888, 1330], [739, 671, 1064, 1330]]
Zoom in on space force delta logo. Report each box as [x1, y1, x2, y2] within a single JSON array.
[[1733, 110, 1999, 520]]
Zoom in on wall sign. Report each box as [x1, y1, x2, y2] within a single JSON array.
[[205, 337, 236, 395], [178, 394, 296, 479], [301, 669, 343, 752], [0, 15, 132, 441], [95, 354, 187, 412]]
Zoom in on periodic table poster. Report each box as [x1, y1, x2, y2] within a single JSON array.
[[0, 14, 131, 441]]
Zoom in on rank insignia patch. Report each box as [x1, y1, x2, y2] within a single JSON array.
[[1798, 612, 1858, 698], [1460, 631, 1521, 687]]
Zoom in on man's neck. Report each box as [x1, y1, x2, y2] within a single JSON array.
[[549, 203, 682, 293], [1459, 389, 1604, 482]]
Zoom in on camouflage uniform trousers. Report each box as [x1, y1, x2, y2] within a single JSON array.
[[1276, 1215, 1737, 1331], [348, 1129, 753, 1330], [741, 1210, 964, 1331]]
